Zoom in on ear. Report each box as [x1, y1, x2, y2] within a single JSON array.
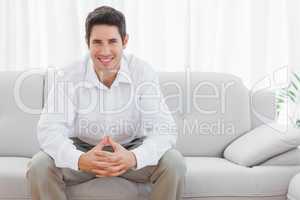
[[122, 34, 129, 49]]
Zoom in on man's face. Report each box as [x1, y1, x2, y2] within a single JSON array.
[[88, 25, 128, 73]]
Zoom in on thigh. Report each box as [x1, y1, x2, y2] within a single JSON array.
[[29, 150, 96, 186], [61, 168, 96, 186], [120, 148, 186, 183], [120, 165, 156, 183]]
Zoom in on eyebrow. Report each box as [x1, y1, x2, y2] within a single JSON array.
[[92, 38, 118, 43]]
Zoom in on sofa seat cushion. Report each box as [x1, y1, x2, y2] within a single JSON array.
[[287, 173, 300, 200], [0, 157, 31, 199], [184, 157, 300, 198], [2, 156, 300, 200], [0, 157, 141, 200]]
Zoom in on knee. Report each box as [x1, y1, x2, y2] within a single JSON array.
[[159, 149, 187, 177], [26, 151, 56, 180]]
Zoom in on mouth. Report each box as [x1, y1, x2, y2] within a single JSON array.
[[97, 57, 113, 65]]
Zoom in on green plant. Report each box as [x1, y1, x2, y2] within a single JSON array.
[[276, 71, 300, 128]]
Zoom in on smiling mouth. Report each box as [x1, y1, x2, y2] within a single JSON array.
[[97, 57, 113, 65]]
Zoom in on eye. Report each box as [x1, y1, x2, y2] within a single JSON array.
[[109, 39, 118, 44]]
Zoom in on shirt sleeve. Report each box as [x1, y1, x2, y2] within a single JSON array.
[[130, 68, 177, 170], [37, 70, 84, 171]]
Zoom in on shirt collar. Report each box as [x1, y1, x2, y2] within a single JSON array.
[[85, 55, 132, 90]]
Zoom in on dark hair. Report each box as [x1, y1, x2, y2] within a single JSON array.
[[85, 6, 126, 47]]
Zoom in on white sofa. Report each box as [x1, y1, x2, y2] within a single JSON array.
[[1, 70, 300, 200], [288, 173, 300, 200]]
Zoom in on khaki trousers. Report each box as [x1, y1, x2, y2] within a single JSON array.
[[26, 137, 187, 200]]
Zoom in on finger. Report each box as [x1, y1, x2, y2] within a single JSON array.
[[92, 166, 125, 177], [95, 143, 104, 150], [107, 164, 126, 173], [107, 168, 128, 177], [92, 168, 110, 177], [102, 136, 110, 145], [107, 154, 122, 163], [92, 161, 113, 169], [94, 156, 121, 165], [94, 150, 114, 157], [96, 175, 105, 178], [94, 151, 122, 163], [95, 140, 108, 150], [92, 153, 109, 163], [93, 156, 109, 163], [95, 136, 110, 150], [107, 136, 119, 151], [94, 167, 127, 177], [95, 156, 121, 165], [92, 160, 121, 169]]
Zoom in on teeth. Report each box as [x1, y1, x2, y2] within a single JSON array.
[[98, 57, 112, 64]]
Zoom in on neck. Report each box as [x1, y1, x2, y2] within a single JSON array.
[[95, 68, 119, 88]]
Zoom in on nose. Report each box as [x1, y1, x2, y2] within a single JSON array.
[[99, 44, 111, 56]]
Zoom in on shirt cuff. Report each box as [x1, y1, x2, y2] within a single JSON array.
[[130, 147, 148, 170], [68, 149, 85, 171], [130, 148, 144, 170]]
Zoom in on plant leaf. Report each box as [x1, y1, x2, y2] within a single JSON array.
[[288, 90, 296, 98], [291, 82, 299, 90], [292, 72, 300, 83]]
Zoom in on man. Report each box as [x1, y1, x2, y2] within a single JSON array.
[[26, 6, 186, 200]]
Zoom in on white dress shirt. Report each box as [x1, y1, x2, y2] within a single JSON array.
[[37, 53, 177, 171]]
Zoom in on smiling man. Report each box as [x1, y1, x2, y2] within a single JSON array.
[[26, 6, 186, 200]]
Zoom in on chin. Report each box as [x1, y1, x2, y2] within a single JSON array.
[[97, 65, 118, 72], [104, 64, 118, 71]]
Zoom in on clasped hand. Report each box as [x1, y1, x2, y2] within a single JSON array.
[[78, 136, 137, 177]]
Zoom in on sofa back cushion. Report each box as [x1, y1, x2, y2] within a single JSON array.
[[0, 70, 43, 157], [159, 72, 252, 157], [0, 70, 254, 158]]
